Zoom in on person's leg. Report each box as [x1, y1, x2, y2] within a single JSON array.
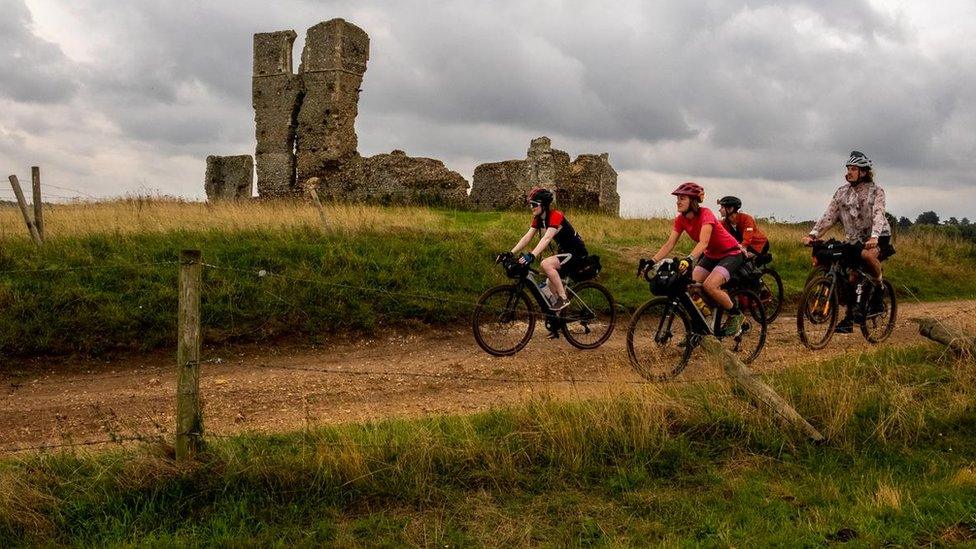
[[703, 270, 734, 309], [861, 247, 882, 281], [541, 256, 566, 298]]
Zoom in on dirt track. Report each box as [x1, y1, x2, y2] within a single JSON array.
[[3, 299, 975, 454]]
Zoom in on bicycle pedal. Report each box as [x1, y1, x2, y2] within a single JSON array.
[[546, 331, 560, 340]]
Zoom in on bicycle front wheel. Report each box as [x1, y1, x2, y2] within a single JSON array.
[[561, 281, 617, 349], [861, 279, 897, 343], [472, 284, 536, 356], [759, 267, 784, 323], [797, 275, 839, 350], [626, 298, 694, 382]]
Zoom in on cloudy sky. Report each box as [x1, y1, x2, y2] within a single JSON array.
[[1, 0, 974, 220]]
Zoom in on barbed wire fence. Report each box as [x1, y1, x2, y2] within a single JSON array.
[[1, 250, 974, 456]]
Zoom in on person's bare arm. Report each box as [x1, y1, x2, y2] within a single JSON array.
[[651, 230, 682, 263], [511, 228, 536, 254]]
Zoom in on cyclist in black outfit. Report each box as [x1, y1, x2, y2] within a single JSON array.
[[510, 187, 588, 311]]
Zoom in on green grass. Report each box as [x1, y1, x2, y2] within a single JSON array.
[[1, 203, 975, 357], [2, 344, 976, 545]]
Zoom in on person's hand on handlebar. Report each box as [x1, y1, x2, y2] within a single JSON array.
[[801, 235, 816, 247], [678, 255, 694, 272], [518, 252, 535, 265], [636, 258, 655, 279]]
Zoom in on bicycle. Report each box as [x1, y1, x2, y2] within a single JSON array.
[[472, 252, 616, 356], [796, 239, 897, 350], [626, 258, 767, 382], [745, 252, 784, 323]]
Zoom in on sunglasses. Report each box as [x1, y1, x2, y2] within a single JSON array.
[[528, 201, 541, 208]]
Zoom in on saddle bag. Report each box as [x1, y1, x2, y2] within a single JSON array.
[[569, 255, 602, 282]]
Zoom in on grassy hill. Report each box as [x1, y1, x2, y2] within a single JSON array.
[[1, 198, 975, 357]]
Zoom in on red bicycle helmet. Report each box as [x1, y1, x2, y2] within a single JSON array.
[[671, 182, 705, 201]]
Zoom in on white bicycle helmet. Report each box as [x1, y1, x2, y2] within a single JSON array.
[[845, 150, 873, 169]]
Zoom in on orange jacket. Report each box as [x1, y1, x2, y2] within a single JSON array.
[[721, 212, 768, 254]]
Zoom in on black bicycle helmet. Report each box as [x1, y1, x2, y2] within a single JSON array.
[[527, 187, 554, 206], [717, 196, 742, 211]]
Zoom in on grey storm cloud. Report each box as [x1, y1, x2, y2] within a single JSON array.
[[1, 0, 974, 217], [0, 0, 78, 103]]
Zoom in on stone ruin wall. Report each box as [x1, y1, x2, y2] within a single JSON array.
[[205, 19, 618, 216], [469, 137, 620, 215]]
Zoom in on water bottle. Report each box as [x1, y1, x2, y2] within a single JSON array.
[[691, 294, 711, 317], [538, 279, 556, 305]]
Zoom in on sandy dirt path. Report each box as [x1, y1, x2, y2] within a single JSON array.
[[2, 299, 974, 453]]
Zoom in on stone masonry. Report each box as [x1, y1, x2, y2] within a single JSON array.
[[205, 155, 253, 200], [253, 30, 302, 197], [220, 21, 616, 213], [295, 19, 369, 181], [469, 137, 620, 215]]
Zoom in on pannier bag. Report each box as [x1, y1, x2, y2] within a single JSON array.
[[570, 255, 602, 282]]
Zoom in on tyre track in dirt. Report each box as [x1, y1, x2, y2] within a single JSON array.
[[2, 299, 974, 453]]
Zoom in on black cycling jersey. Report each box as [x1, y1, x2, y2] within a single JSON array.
[[531, 209, 587, 256]]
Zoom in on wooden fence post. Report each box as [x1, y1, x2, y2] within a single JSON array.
[[176, 249, 203, 460], [7, 175, 42, 245], [700, 336, 824, 441], [31, 167, 44, 242], [303, 177, 329, 230]]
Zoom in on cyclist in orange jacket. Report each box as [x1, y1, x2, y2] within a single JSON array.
[[717, 196, 769, 259]]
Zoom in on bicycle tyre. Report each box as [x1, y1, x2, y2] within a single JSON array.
[[724, 288, 767, 363], [626, 297, 694, 382], [561, 281, 617, 349], [472, 284, 536, 356], [759, 267, 784, 323], [797, 275, 839, 350], [861, 279, 897, 343]]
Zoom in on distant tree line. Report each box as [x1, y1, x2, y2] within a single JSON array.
[[889, 211, 972, 228]]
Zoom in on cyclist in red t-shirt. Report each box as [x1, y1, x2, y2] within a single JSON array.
[[509, 187, 589, 311], [639, 182, 745, 335]]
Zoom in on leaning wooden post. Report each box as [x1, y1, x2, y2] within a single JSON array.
[[7, 175, 42, 245], [31, 167, 44, 242], [176, 249, 203, 460], [303, 177, 329, 230], [913, 317, 976, 360], [700, 336, 824, 441]]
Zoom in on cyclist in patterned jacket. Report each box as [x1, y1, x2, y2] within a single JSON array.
[[801, 150, 895, 332], [510, 187, 588, 311]]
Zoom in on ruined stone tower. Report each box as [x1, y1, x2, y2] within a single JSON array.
[[295, 20, 369, 181], [252, 30, 302, 197], [251, 19, 368, 197]]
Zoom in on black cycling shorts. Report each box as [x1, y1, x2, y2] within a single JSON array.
[[696, 253, 745, 281]]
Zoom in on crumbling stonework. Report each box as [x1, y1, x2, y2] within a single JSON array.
[[253, 30, 302, 197], [205, 155, 253, 200], [295, 19, 369, 181], [469, 137, 620, 215], [313, 150, 468, 207]]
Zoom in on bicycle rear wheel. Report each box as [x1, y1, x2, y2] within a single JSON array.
[[472, 284, 536, 356], [561, 281, 617, 349], [723, 289, 767, 363], [759, 267, 784, 323], [626, 297, 694, 382], [797, 275, 839, 350], [861, 279, 897, 343]]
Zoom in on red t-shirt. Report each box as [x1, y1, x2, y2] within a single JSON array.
[[673, 207, 742, 259]]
